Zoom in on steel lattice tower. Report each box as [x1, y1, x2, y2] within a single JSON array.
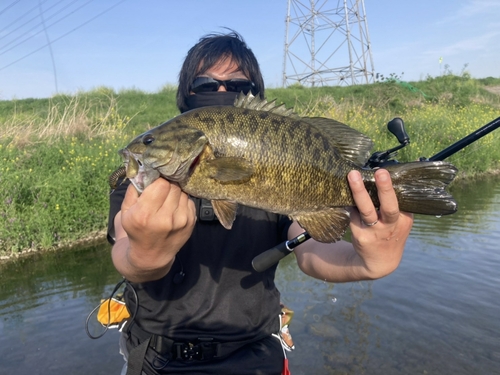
[[282, 0, 375, 87]]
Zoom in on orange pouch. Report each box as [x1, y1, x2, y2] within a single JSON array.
[[97, 296, 130, 328]]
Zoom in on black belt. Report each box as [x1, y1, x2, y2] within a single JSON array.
[[149, 334, 251, 361], [125, 323, 268, 375]]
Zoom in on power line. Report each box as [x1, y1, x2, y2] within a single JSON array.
[[0, 0, 128, 71], [0, 0, 89, 53], [39, 0, 59, 94], [0, 0, 63, 41], [0, 0, 22, 16], [0, 0, 50, 35]]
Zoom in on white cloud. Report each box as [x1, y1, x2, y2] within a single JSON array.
[[437, 0, 500, 24], [423, 30, 500, 57]]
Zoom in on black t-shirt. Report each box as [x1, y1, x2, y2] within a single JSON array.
[[107, 180, 292, 344]]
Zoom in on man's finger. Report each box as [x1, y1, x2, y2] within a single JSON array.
[[157, 182, 184, 216], [137, 178, 174, 214], [347, 170, 378, 226], [121, 182, 140, 213], [374, 169, 400, 223]]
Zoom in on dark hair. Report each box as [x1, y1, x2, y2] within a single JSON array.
[[176, 31, 265, 113]]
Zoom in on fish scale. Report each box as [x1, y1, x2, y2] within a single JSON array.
[[182, 107, 354, 209]]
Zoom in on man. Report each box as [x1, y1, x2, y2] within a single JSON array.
[[108, 31, 413, 375]]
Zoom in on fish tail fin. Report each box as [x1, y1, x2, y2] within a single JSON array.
[[385, 161, 458, 215]]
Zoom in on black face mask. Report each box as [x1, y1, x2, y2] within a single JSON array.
[[184, 91, 239, 112]]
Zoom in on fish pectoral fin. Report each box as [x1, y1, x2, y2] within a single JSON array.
[[212, 200, 238, 229], [205, 157, 254, 183], [293, 208, 351, 243]]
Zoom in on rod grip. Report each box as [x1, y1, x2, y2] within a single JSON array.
[[252, 241, 292, 272]]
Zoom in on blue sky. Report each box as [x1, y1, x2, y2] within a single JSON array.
[[1, 0, 499, 100]]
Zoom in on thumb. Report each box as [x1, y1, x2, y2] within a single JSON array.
[[121, 183, 139, 213]]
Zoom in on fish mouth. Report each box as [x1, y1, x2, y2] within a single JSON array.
[[118, 148, 192, 193], [118, 148, 160, 193], [126, 158, 146, 193]]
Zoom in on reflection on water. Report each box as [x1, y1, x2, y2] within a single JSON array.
[[411, 177, 500, 247], [0, 245, 124, 375], [281, 176, 500, 375], [1, 176, 499, 375]]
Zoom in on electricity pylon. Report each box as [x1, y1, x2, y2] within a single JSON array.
[[282, 0, 375, 87]]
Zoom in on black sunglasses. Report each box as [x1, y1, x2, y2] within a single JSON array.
[[190, 77, 255, 94]]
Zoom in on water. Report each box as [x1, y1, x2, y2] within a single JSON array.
[[1, 176, 499, 375]]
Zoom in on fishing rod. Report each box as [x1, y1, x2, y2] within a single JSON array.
[[252, 116, 500, 272]]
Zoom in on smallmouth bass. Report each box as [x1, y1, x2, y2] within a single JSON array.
[[114, 93, 457, 243]]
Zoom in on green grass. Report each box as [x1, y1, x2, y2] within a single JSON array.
[[1, 74, 499, 255]]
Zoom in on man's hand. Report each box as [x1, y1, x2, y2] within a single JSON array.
[[293, 169, 413, 282], [112, 178, 196, 282], [347, 169, 413, 278]]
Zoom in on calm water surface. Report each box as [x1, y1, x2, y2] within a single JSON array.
[[1, 176, 499, 375]]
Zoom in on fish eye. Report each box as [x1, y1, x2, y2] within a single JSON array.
[[142, 134, 155, 145]]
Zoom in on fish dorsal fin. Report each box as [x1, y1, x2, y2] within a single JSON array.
[[233, 92, 373, 166], [292, 207, 351, 243], [212, 200, 238, 229], [234, 91, 299, 118], [302, 117, 374, 166]]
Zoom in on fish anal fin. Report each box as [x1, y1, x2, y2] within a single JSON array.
[[293, 208, 351, 243], [212, 200, 238, 229], [205, 157, 254, 183]]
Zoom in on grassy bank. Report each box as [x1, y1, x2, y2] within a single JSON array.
[[1, 74, 499, 256]]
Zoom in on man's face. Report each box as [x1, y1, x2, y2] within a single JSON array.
[[189, 57, 251, 95]]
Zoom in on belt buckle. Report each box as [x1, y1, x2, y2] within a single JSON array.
[[175, 342, 202, 361]]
